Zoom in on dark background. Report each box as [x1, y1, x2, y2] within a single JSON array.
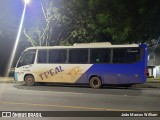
[[0, 0, 44, 76]]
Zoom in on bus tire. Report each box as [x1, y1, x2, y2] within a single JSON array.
[[89, 77, 102, 89], [24, 75, 35, 86]]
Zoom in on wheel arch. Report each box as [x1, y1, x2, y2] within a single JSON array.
[[89, 74, 103, 84], [24, 73, 35, 81]]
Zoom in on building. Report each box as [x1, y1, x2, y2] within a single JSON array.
[[147, 46, 160, 78]]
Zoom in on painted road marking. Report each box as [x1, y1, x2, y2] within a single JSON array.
[[0, 101, 134, 111]]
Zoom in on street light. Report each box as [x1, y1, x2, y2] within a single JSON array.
[[5, 0, 30, 76], [24, 0, 31, 4]]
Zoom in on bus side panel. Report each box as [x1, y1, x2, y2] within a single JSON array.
[[32, 64, 93, 83], [75, 62, 146, 85], [15, 62, 146, 85]]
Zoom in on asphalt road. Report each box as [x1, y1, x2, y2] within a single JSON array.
[[0, 82, 160, 120]]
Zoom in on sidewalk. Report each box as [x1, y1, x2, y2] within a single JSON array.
[[0, 77, 15, 83]]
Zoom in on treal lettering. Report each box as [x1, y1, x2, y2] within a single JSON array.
[[39, 66, 64, 80]]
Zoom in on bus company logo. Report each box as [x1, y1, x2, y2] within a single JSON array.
[[127, 49, 138, 53], [2, 112, 11, 117], [23, 66, 30, 69], [39, 66, 64, 80], [68, 66, 82, 77]]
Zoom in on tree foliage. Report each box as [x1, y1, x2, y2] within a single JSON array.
[[23, 0, 160, 46]]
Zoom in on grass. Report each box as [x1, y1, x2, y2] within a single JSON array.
[[147, 78, 160, 83]]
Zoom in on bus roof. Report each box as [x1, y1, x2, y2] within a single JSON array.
[[25, 42, 139, 50]]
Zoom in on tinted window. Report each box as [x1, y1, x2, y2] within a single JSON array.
[[49, 49, 67, 63], [113, 48, 140, 63], [37, 50, 48, 63], [90, 49, 111, 63], [69, 49, 88, 63], [17, 49, 36, 67]]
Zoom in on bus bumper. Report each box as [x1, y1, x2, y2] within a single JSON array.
[[14, 72, 18, 81]]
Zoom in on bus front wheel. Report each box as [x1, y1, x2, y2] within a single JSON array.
[[24, 75, 35, 86], [89, 77, 102, 89]]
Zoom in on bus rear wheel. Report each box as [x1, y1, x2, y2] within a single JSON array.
[[24, 75, 35, 86], [89, 77, 102, 89]]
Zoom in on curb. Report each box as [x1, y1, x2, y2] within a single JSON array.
[[0, 78, 160, 88], [133, 83, 160, 88]]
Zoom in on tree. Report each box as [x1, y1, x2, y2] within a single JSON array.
[[23, 0, 160, 46], [24, 0, 72, 46], [57, 0, 160, 44]]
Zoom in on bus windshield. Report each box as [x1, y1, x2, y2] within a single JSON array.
[[17, 49, 36, 68]]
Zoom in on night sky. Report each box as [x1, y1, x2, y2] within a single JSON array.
[[0, 0, 44, 31], [0, 0, 44, 76]]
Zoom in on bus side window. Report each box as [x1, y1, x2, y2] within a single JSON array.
[[49, 49, 67, 63], [37, 50, 48, 63], [113, 48, 140, 63], [90, 49, 110, 63], [69, 49, 88, 64]]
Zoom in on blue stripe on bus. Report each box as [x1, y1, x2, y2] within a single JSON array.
[[75, 62, 146, 84]]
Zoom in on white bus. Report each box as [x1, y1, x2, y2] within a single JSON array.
[[14, 42, 147, 88]]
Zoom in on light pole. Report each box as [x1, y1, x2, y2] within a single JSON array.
[[24, 0, 30, 4], [5, 0, 30, 76]]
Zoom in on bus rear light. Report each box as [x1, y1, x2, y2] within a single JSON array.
[[145, 68, 149, 77]]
